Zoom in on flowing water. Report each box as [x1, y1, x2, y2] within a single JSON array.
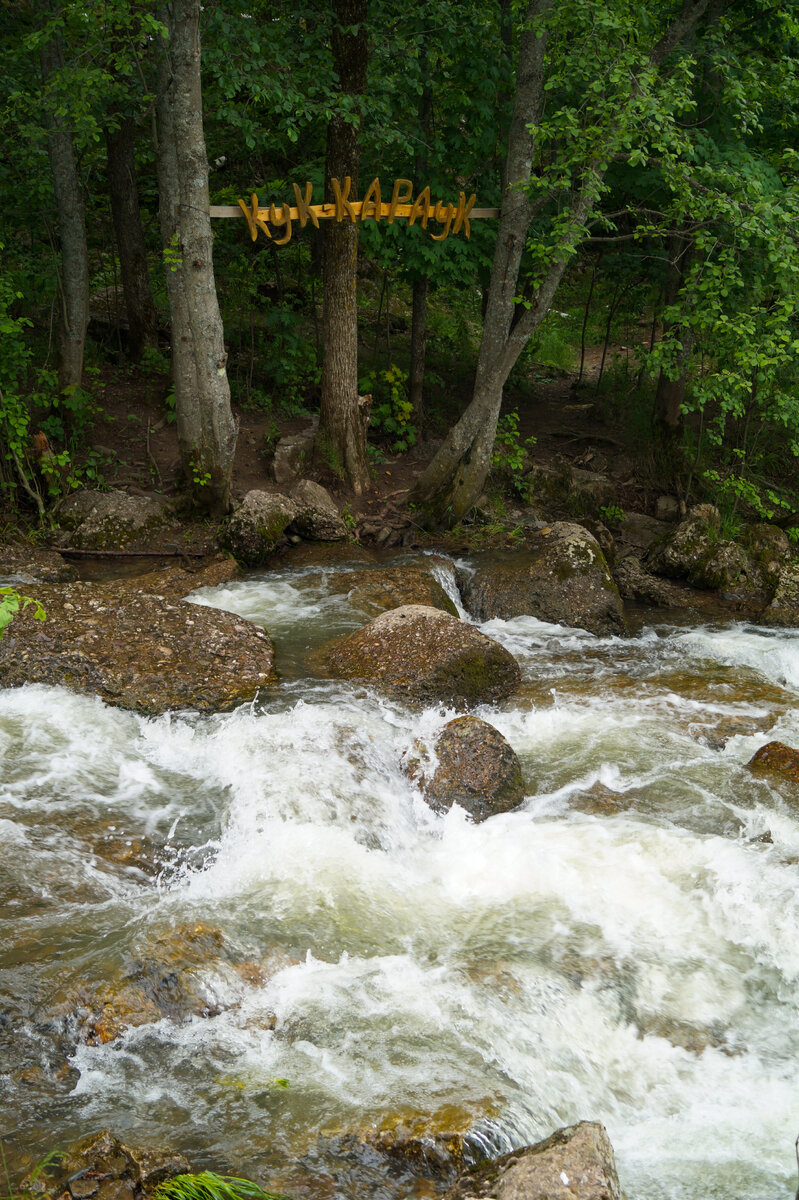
[[2, 553, 799, 1198]]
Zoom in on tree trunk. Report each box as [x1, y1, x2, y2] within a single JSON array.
[[410, 0, 714, 527], [106, 116, 159, 361], [655, 235, 695, 435], [155, 0, 237, 517], [319, 0, 369, 495], [409, 45, 433, 430], [40, 35, 89, 397]]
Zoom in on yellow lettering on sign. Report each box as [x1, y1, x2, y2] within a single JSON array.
[[452, 192, 477, 238], [292, 181, 319, 229], [360, 177, 382, 222], [331, 176, 358, 222], [430, 200, 455, 241], [238, 192, 271, 241], [408, 186, 432, 229], [388, 179, 413, 223], [269, 203, 293, 245]]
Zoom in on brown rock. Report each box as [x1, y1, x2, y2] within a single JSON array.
[[222, 489, 297, 565], [458, 525, 627, 636], [0, 573, 275, 714], [760, 561, 799, 627], [57, 1131, 190, 1200], [644, 504, 721, 581], [445, 1122, 621, 1200], [326, 565, 458, 617], [570, 782, 631, 815], [407, 716, 524, 821], [747, 740, 799, 783], [0, 541, 77, 583], [57, 489, 176, 551], [322, 605, 521, 706], [289, 479, 348, 541]]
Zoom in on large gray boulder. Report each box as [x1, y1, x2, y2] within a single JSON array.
[[289, 479, 348, 541], [740, 523, 792, 589], [273, 419, 317, 486], [57, 488, 175, 551], [445, 1122, 621, 1200], [0, 564, 275, 714], [759, 561, 799, 626], [407, 715, 525, 820], [459, 524, 627, 636], [321, 604, 521, 706], [222, 489, 297, 565]]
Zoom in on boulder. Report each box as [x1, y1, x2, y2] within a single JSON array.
[[688, 539, 752, 591], [644, 503, 720, 580], [759, 561, 799, 627], [406, 715, 524, 820], [273, 419, 317, 486], [739, 523, 792, 589], [222, 489, 297, 565], [576, 519, 616, 566], [747, 740, 799, 784], [57, 489, 175, 551], [458, 525, 627, 636], [321, 604, 521, 706], [444, 1122, 621, 1200], [326, 565, 458, 617], [570, 781, 632, 815], [613, 555, 691, 607], [289, 479, 348, 541], [49, 1131, 190, 1200], [0, 541, 76, 583], [0, 568, 276, 714], [618, 512, 671, 553]]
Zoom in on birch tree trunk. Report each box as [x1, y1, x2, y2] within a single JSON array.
[[40, 35, 89, 398], [106, 116, 159, 361], [410, 0, 714, 528], [156, 0, 237, 516], [319, 0, 369, 495]]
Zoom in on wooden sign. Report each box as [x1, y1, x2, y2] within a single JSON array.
[[209, 178, 499, 246]]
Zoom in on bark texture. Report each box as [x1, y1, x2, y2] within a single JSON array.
[[319, 0, 369, 495], [410, 0, 715, 528], [40, 36, 89, 397], [409, 46, 433, 429], [156, 0, 237, 516], [106, 116, 159, 361]]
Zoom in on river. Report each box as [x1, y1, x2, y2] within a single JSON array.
[[2, 552, 798, 1199]]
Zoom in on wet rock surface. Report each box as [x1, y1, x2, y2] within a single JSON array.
[[325, 565, 458, 617], [688, 539, 752, 591], [321, 604, 521, 705], [42, 1130, 190, 1200], [747, 740, 799, 783], [57, 489, 176, 551], [406, 715, 525, 820], [0, 541, 77, 583], [0, 561, 275, 714], [222, 489, 298, 565], [444, 1121, 621, 1200], [614, 555, 692, 607], [459, 525, 627, 636]]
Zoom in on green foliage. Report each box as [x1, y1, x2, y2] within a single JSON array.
[[703, 468, 797, 531], [154, 1172, 288, 1200], [361, 364, 416, 453], [0, 587, 45, 638], [599, 503, 626, 528], [491, 412, 536, 498]]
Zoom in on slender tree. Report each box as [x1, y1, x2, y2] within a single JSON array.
[[156, 0, 237, 515], [410, 0, 716, 526], [106, 115, 159, 361], [319, 0, 370, 494]]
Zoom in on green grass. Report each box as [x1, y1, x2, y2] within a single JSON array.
[[154, 1172, 289, 1200]]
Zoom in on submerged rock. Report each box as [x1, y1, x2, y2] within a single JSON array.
[[326, 565, 458, 617], [406, 715, 525, 820], [321, 604, 521, 705], [290, 479, 348, 541], [445, 1121, 621, 1200], [459, 525, 627, 636], [0, 566, 275, 714], [57, 489, 176, 551], [747, 740, 799, 784], [222, 489, 297, 565]]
